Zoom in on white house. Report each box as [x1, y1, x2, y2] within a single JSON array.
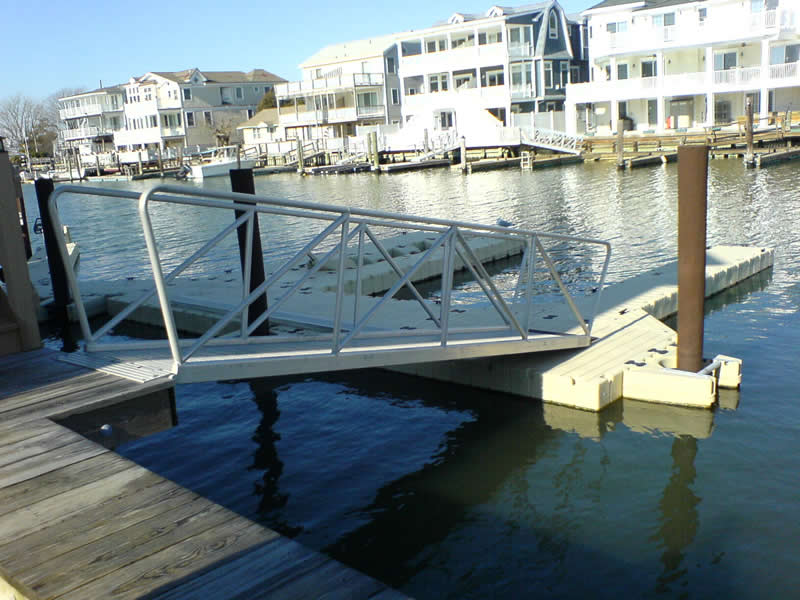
[[275, 34, 402, 140], [57, 86, 125, 158], [565, 0, 800, 135], [276, 2, 588, 143], [237, 108, 284, 147], [114, 68, 286, 155]]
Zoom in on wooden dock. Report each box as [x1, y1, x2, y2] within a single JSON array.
[[379, 159, 451, 173], [0, 349, 409, 600]]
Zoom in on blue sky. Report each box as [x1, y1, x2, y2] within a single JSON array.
[[3, 0, 595, 100]]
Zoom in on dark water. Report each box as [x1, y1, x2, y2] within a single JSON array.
[[23, 160, 800, 598]]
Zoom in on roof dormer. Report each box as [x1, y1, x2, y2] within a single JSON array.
[[486, 6, 505, 17], [448, 12, 465, 24]]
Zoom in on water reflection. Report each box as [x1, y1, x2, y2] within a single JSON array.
[[652, 435, 700, 595]]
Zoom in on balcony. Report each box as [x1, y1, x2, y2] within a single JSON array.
[[61, 126, 102, 141], [567, 63, 800, 104], [511, 84, 536, 100], [279, 107, 358, 126], [59, 103, 122, 119], [508, 43, 534, 60], [356, 104, 385, 118], [592, 8, 797, 58], [276, 73, 385, 98]]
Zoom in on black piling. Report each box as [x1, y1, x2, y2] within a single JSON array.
[[230, 168, 269, 336]]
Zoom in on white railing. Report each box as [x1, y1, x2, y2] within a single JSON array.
[[61, 126, 101, 140], [521, 127, 583, 155], [508, 42, 533, 58], [48, 185, 611, 381], [356, 104, 385, 118], [59, 104, 106, 119], [276, 73, 385, 97], [714, 66, 762, 86], [770, 62, 799, 80], [511, 84, 535, 99]]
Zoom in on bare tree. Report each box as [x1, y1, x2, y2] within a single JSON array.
[[0, 94, 43, 155]]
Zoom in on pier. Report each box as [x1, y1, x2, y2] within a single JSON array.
[[0, 348, 410, 600]]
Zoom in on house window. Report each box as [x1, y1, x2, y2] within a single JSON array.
[[386, 56, 396, 73], [714, 50, 737, 71], [183, 88, 192, 100], [647, 99, 658, 125], [653, 12, 675, 26], [147, 115, 157, 128], [439, 110, 454, 129], [715, 100, 731, 124], [426, 38, 447, 53], [559, 62, 568, 86], [480, 66, 504, 87], [453, 68, 477, 89], [698, 7, 707, 24], [642, 59, 657, 78], [549, 11, 558, 39], [617, 63, 629, 80], [204, 111, 213, 126], [186, 112, 195, 127], [451, 32, 474, 49], [544, 62, 553, 88], [606, 21, 627, 33], [428, 73, 449, 93], [236, 87, 243, 99], [391, 88, 400, 104], [618, 101, 628, 118], [247, 109, 255, 118], [478, 29, 502, 45], [570, 65, 580, 83], [144, 88, 152, 101]]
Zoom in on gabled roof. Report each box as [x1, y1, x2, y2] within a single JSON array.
[[137, 69, 285, 85], [237, 108, 279, 130], [59, 85, 123, 100], [586, 0, 699, 11], [299, 34, 401, 69], [435, 1, 552, 25]]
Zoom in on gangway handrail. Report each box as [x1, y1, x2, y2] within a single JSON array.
[[48, 184, 611, 376]]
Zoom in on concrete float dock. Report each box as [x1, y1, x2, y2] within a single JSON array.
[[33, 225, 773, 412]]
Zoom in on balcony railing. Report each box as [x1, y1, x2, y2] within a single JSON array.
[[511, 84, 536, 99], [61, 126, 102, 140], [508, 42, 533, 59], [567, 66, 800, 104], [593, 8, 795, 57], [356, 104, 385, 118], [59, 104, 121, 119], [276, 73, 385, 98]]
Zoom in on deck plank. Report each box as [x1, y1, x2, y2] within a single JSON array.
[[55, 521, 275, 600], [0, 480, 193, 570], [0, 437, 109, 488], [22, 498, 240, 600]]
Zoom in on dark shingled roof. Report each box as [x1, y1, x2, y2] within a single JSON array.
[[587, 0, 700, 10]]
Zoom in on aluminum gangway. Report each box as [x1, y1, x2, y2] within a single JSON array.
[[48, 185, 610, 384], [520, 127, 584, 155]]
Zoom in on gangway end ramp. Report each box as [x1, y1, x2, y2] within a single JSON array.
[[48, 184, 611, 384]]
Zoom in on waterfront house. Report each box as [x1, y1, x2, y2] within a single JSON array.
[[237, 108, 285, 147], [275, 34, 402, 141], [276, 1, 588, 143], [565, 0, 800, 135], [114, 69, 286, 157], [57, 86, 125, 162]]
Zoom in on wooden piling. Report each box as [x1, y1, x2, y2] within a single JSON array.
[[677, 145, 708, 373], [460, 136, 467, 173], [157, 146, 164, 175], [0, 149, 41, 351], [230, 169, 269, 336], [137, 151, 143, 175], [616, 120, 625, 169], [95, 154, 101, 178], [296, 138, 305, 174], [745, 98, 754, 161]]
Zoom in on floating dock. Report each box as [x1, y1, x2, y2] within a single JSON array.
[[749, 146, 800, 168], [394, 245, 773, 410], [623, 152, 678, 169], [380, 159, 451, 173], [0, 348, 410, 600]]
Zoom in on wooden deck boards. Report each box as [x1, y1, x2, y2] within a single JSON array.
[[0, 348, 409, 600]]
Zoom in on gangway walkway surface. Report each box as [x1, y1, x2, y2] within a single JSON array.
[[48, 184, 611, 385], [520, 127, 584, 155]]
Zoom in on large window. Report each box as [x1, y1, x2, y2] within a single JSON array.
[[544, 62, 553, 88], [386, 56, 396, 73], [606, 21, 627, 33], [391, 88, 400, 104], [428, 73, 449, 93], [480, 66, 504, 87], [478, 29, 502, 45], [203, 111, 213, 126], [509, 27, 532, 45], [549, 10, 558, 39], [426, 38, 447, 53], [617, 63, 629, 80], [453, 69, 477, 89], [714, 50, 737, 71], [653, 12, 675, 26], [451, 32, 475, 49], [183, 88, 192, 100], [770, 44, 800, 64], [185, 112, 195, 127], [642, 59, 657, 78]]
